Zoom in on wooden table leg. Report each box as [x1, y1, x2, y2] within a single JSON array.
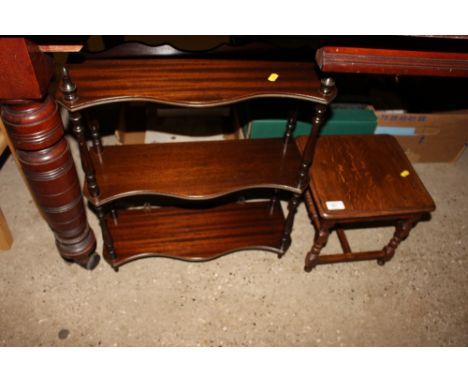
[[0, 208, 13, 250], [379, 215, 422, 265], [304, 221, 334, 272], [1, 96, 98, 269], [1, 118, 45, 219]]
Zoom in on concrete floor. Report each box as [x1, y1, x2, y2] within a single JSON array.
[[0, 134, 467, 346]]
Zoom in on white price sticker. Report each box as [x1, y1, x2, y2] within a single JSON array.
[[326, 201, 345, 210]]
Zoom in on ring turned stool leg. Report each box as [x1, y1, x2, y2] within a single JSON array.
[[304, 221, 334, 272], [379, 215, 421, 265]]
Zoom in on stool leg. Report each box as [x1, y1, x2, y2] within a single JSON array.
[[304, 221, 334, 272], [379, 215, 421, 265]]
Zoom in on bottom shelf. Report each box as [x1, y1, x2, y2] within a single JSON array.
[[103, 201, 286, 268]]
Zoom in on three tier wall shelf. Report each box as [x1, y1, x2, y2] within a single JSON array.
[[56, 54, 336, 270]]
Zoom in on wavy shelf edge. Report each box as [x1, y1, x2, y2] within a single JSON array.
[[58, 92, 335, 112], [56, 57, 336, 111], [84, 185, 304, 207], [101, 201, 286, 269], [84, 138, 304, 206], [104, 246, 284, 268]]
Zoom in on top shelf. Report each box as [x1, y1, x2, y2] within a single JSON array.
[[56, 58, 336, 111]]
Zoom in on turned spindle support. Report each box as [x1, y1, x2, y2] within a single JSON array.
[[69, 113, 115, 260], [279, 192, 301, 255], [89, 120, 103, 154], [96, 205, 117, 260], [297, 101, 330, 188], [280, 78, 335, 255], [283, 104, 298, 147], [69, 112, 100, 198]]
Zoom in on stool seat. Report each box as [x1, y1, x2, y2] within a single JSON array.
[[297, 134, 435, 220], [296, 134, 435, 271]]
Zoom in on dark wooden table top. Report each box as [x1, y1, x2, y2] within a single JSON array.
[[56, 58, 336, 111], [296, 135, 435, 220]]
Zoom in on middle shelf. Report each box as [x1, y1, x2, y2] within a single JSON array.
[[85, 137, 304, 206]]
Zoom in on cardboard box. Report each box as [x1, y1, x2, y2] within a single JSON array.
[[375, 110, 468, 162], [243, 105, 377, 139], [115, 104, 242, 145], [114, 103, 147, 145]]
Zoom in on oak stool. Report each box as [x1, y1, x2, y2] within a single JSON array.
[[296, 134, 435, 272]]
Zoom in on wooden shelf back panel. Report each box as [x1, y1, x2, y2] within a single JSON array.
[[57, 58, 335, 111], [86, 138, 303, 205], [104, 201, 285, 267]]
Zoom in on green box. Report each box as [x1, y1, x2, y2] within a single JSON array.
[[243, 106, 377, 138]]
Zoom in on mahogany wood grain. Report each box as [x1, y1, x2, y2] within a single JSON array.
[[0, 38, 55, 100], [85, 138, 304, 206], [103, 201, 285, 268], [56, 58, 336, 111], [1, 97, 96, 265], [316, 46, 468, 77], [296, 135, 435, 220]]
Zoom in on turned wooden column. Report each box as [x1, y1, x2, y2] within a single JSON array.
[[0, 37, 98, 269], [280, 78, 335, 253]]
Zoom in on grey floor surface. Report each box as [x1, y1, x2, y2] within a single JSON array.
[[0, 134, 467, 346]]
